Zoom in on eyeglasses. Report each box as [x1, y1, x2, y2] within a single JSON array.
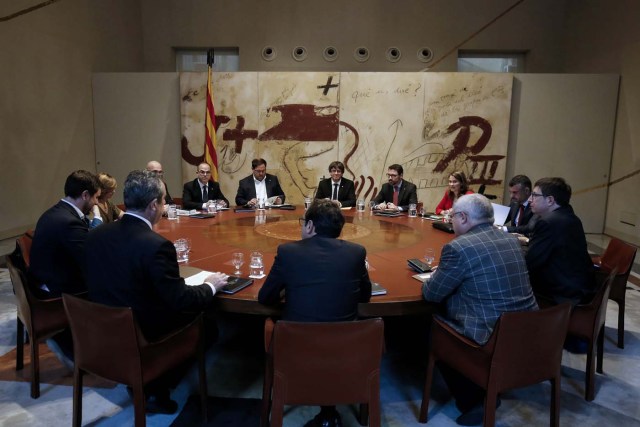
[[530, 192, 547, 198], [452, 211, 465, 218], [298, 218, 307, 226], [386, 174, 399, 178], [150, 170, 163, 176], [198, 170, 211, 175]]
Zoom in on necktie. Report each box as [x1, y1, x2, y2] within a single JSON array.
[[332, 183, 338, 200], [517, 204, 525, 226], [393, 185, 399, 206], [202, 185, 208, 202]]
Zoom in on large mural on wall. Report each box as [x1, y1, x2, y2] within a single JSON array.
[[179, 72, 513, 208]]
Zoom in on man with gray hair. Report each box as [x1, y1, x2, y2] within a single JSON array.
[[422, 193, 537, 426], [84, 170, 228, 414]]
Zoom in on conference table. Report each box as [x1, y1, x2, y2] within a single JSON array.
[[156, 207, 454, 317]]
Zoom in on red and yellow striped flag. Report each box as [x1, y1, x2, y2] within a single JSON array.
[[204, 51, 219, 181]]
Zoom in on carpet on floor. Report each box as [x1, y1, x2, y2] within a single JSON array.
[[0, 342, 116, 388], [171, 395, 262, 426]]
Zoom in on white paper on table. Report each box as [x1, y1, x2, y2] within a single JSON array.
[[185, 270, 213, 286]]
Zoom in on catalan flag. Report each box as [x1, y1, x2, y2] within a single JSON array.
[[204, 49, 219, 181]]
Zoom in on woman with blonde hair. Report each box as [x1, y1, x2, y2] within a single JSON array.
[[94, 173, 124, 223]]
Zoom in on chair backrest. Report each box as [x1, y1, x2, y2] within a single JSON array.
[[271, 318, 384, 406], [6, 254, 34, 327], [570, 269, 617, 339], [63, 294, 144, 384], [17, 234, 33, 268], [601, 238, 637, 277], [490, 303, 572, 391]]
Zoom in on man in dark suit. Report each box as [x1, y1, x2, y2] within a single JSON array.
[[235, 158, 285, 207], [30, 170, 101, 367], [182, 162, 229, 210], [503, 174, 535, 235], [146, 160, 174, 205], [258, 199, 371, 427], [372, 164, 418, 211], [423, 193, 537, 425], [31, 170, 101, 297], [526, 177, 595, 305], [84, 170, 229, 413], [314, 161, 357, 207]]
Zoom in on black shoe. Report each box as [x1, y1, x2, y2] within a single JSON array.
[[564, 336, 589, 354], [303, 410, 342, 427], [455, 399, 501, 426]]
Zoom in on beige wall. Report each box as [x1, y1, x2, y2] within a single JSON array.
[[562, 0, 640, 245], [0, 0, 143, 239]]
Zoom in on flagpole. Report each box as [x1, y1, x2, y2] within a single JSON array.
[[204, 49, 219, 181]]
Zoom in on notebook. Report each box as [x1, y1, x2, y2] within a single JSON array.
[[408, 258, 432, 273], [219, 276, 254, 294], [189, 212, 216, 219], [432, 221, 454, 233], [491, 203, 511, 226], [374, 210, 403, 218]]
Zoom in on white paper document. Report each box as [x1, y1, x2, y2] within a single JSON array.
[[185, 270, 213, 286], [491, 203, 511, 226]]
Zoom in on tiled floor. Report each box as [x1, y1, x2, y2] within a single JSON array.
[[0, 235, 639, 426]]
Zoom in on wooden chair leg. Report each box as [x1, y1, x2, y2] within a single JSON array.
[[358, 403, 369, 426], [30, 340, 40, 399], [260, 357, 273, 427], [550, 375, 560, 427], [419, 354, 436, 423], [368, 387, 381, 427], [483, 391, 497, 427], [16, 318, 24, 371], [585, 339, 596, 401], [596, 325, 605, 374], [72, 368, 83, 427], [132, 383, 146, 427], [617, 298, 625, 349]]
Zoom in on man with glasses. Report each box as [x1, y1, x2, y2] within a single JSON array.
[[372, 164, 417, 211], [235, 158, 285, 207], [314, 161, 357, 207], [146, 160, 174, 206], [258, 199, 372, 427], [526, 177, 594, 305], [182, 162, 229, 210], [422, 193, 537, 425]]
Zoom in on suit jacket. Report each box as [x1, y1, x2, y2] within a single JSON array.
[[373, 180, 418, 211], [505, 201, 534, 234], [84, 214, 214, 340], [30, 201, 89, 296], [422, 223, 538, 344], [526, 205, 595, 305], [315, 178, 357, 207], [182, 179, 229, 210], [258, 236, 372, 322], [235, 173, 285, 206]]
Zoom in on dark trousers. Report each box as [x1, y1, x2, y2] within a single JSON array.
[[437, 362, 485, 413]]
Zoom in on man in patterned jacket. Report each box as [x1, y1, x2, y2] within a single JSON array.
[[422, 193, 538, 426]]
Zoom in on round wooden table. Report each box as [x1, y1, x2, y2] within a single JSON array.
[[156, 208, 453, 317]]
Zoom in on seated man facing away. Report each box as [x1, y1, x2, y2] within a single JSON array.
[[84, 170, 228, 414], [314, 160, 357, 208], [235, 158, 285, 207], [372, 163, 418, 212], [182, 161, 229, 210], [258, 199, 372, 427], [422, 194, 538, 426], [526, 177, 595, 305], [30, 170, 102, 367]]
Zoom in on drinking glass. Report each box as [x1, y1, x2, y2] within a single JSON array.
[[408, 203, 417, 217], [257, 198, 266, 210], [249, 251, 264, 277], [167, 204, 177, 220], [207, 201, 217, 214], [304, 197, 312, 210], [174, 238, 189, 262], [424, 248, 436, 268], [231, 252, 244, 275], [356, 199, 365, 212]]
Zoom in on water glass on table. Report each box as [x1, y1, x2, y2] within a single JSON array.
[[356, 199, 365, 212], [249, 251, 264, 277], [167, 204, 177, 220], [424, 248, 436, 269], [408, 203, 417, 217], [304, 197, 312, 210], [174, 238, 189, 262]]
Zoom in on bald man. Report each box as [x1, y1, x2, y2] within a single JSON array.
[[146, 160, 174, 205]]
